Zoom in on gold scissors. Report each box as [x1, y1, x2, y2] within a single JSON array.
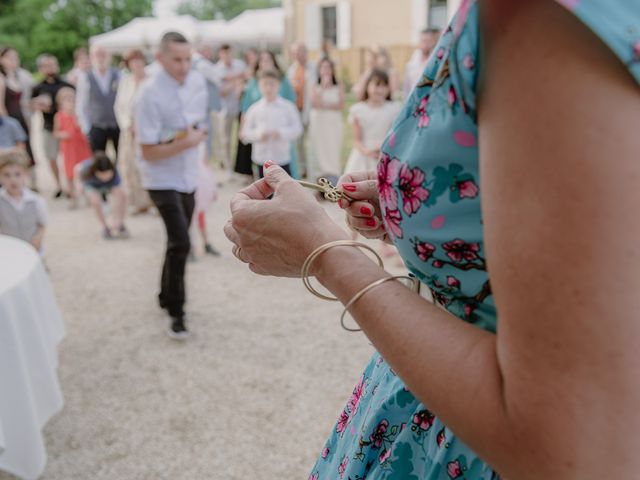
[[297, 178, 355, 203]]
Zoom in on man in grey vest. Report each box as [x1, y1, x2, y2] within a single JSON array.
[[76, 45, 121, 155]]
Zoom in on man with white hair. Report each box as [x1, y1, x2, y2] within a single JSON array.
[[76, 45, 121, 154]]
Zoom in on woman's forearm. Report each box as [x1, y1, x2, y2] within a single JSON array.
[[313, 246, 515, 473]]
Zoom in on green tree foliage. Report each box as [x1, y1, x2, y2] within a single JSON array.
[[176, 0, 281, 21], [0, 0, 153, 71]]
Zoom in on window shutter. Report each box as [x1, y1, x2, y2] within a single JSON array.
[[336, 1, 351, 50], [305, 3, 322, 50]]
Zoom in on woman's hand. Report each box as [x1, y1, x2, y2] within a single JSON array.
[[224, 163, 349, 277], [337, 171, 393, 244]]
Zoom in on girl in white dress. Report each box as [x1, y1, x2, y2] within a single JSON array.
[[309, 58, 345, 180], [344, 69, 401, 175]]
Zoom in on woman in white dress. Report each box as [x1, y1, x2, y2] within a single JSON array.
[[309, 58, 345, 180], [114, 50, 151, 214], [345, 69, 401, 174]]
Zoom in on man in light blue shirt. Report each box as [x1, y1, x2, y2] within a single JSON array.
[[135, 31, 208, 340]]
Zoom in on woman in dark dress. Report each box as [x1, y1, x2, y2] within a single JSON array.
[[0, 47, 34, 165], [233, 48, 259, 179]]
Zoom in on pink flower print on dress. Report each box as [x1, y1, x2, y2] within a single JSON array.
[[309, 474, 319, 480], [436, 47, 446, 60], [462, 53, 475, 70], [338, 456, 349, 479], [432, 260, 444, 268], [377, 154, 400, 211], [384, 208, 404, 240], [347, 376, 365, 416], [369, 419, 389, 448], [322, 447, 330, 459], [447, 276, 460, 288], [634, 40, 640, 61], [388, 132, 397, 148], [431, 215, 446, 229], [436, 427, 446, 447], [464, 304, 477, 318], [412, 409, 435, 432], [414, 240, 436, 262], [414, 95, 430, 129], [453, 131, 476, 148], [442, 239, 480, 262], [379, 449, 391, 464], [336, 410, 349, 434], [432, 289, 450, 306], [399, 164, 430, 216], [457, 179, 479, 199], [447, 460, 463, 479], [448, 86, 458, 107]]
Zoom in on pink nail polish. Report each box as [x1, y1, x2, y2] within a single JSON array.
[[366, 219, 376, 227], [343, 184, 357, 192], [264, 160, 275, 169], [360, 206, 372, 216]]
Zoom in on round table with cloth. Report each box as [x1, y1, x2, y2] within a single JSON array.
[[0, 235, 65, 480]]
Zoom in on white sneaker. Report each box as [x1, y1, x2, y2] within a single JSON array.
[[167, 318, 189, 341]]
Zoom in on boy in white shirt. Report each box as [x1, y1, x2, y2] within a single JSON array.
[[240, 69, 303, 178], [0, 148, 47, 254]]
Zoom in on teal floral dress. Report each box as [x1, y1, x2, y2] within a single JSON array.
[[310, 1, 640, 479]]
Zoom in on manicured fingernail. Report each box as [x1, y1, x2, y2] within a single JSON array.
[[343, 183, 357, 192], [366, 218, 376, 227], [264, 160, 275, 169], [360, 206, 372, 216], [338, 199, 346, 209]]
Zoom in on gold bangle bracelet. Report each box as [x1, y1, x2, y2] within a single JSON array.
[[301, 240, 384, 301], [340, 275, 417, 332]]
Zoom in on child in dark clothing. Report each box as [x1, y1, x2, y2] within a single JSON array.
[[77, 151, 129, 239]]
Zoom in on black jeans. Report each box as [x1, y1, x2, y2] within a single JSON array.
[[148, 190, 195, 319], [89, 126, 120, 156]]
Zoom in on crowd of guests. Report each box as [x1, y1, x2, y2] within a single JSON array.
[[0, 27, 440, 338]]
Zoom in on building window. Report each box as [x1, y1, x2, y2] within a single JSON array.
[[428, 0, 448, 29], [322, 6, 337, 47]]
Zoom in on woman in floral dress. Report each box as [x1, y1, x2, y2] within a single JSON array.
[[226, 1, 640, 478]]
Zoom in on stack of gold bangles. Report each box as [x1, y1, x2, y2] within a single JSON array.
[[300, 240, 418, 332]]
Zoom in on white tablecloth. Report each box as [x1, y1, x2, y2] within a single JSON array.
[[0, 235, 65, 480]]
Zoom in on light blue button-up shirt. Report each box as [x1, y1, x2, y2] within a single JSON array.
[[135, 68, 208, 193]]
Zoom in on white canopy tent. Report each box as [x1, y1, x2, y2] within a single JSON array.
[[199, 8, 285, 49], [90, 9, 284, 55], [90, 15, 203, 53]]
